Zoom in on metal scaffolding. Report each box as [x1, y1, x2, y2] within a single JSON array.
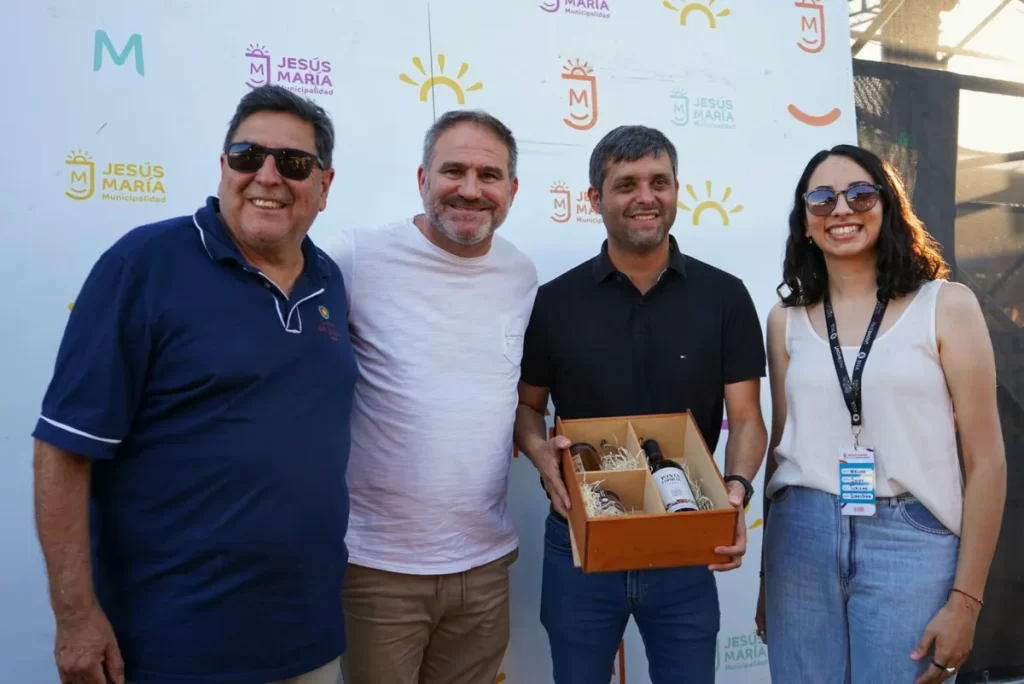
[[847, 0, 1020, 62]]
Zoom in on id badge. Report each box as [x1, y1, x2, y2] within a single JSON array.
[[839, 447, 876, 516]]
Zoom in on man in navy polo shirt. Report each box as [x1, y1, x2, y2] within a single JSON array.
[[31, 85, 356, 684]]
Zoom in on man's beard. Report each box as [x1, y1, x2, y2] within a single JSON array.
[[624, 222, 669, 248], [610, 204, 674, 250], [424, 190, 504, 246]]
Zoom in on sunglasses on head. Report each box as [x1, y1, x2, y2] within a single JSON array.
[[225, 142, 324, 181], [803, 182, 881, 217]]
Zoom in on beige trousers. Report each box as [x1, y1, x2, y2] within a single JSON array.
[[340, 548, 518, 684]]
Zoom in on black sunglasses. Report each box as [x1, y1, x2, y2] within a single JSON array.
[[225, 142, 324, 181], [803, 182, 881, 217]]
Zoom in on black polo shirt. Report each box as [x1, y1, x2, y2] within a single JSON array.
[[521, 235, 766, 456]]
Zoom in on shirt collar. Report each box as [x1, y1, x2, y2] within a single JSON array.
[[591, 234, 688, 283], [192, 195, 331, 282]]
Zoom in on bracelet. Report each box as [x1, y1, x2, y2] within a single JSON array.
[[950, 587, 984, 608]]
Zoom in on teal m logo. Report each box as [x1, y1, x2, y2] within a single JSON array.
[[93, 31, 144, 76]]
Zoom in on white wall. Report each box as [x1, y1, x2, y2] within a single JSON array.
[[0, 1, 856, 681]]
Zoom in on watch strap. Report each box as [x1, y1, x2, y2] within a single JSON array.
[[724, 474, 754, 507]]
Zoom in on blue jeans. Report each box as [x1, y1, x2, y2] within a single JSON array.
[[540, 513, 719, 684], [764, 486, 960, 684]]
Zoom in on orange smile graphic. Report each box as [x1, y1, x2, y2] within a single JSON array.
[[787, 104, 841, 126]]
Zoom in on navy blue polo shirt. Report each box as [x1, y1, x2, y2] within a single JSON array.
[[33, 196, 357, 684]]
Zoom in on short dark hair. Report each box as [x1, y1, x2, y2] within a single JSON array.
[[422, 110, 518, 178], [588, 125, 678, 196], [223, 85, 335, 169], [778, 144, 949, 307]]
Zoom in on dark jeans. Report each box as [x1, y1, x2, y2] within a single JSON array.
[[540, 513, 720, 684]]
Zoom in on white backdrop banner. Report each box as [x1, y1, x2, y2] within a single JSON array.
[[0, 1, 856, 681]]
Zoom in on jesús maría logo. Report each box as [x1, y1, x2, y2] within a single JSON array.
[[562, 59, 598, 131], [549, 182, 602, 224], [65, 150, 167, 203], [716, 631, 768, 672], [670, 87, 736, 129], [245, 44, 333, 96], [540, 0, 612, 19]]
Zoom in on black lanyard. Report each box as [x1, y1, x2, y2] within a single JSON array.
[[823, 292, 888, 445]]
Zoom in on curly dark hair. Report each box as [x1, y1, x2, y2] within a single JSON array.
[[777, 144, 949, 307]]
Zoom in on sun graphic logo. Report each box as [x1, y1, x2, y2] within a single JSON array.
[[400, 54, 483, 105], [66, 150, 95, 201], [678, 181, 744, 226], [562, 58, 598, 131], [663, 0, 731, 28]]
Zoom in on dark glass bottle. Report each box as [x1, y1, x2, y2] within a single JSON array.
[[643, 439, 698, 512], [597, 489, 626, 515], [569, 442, 602, 471]]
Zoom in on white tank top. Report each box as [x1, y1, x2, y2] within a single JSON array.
[[766, 279, 965, 535]]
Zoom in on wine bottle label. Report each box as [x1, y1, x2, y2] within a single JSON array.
[[571, 453, 585, 473], [653, 469, 698, 512]]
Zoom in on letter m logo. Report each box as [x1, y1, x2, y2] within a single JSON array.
[[94, 31, 144, 76], [569, 88, 589, 108]]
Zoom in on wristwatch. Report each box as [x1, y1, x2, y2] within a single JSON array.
[[724, 475, 754, 508]]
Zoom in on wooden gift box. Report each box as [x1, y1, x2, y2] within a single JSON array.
[[555, 412, 738, 573]]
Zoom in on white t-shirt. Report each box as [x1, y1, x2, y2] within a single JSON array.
[[324, 218, 539, 574]]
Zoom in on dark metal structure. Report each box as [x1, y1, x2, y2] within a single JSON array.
[[847, 1, 1023, 681]]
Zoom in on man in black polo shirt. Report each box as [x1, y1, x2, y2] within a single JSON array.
[[514, 125, 768, 683]]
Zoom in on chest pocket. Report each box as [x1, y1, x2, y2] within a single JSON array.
[[502, 314, 526, 366]]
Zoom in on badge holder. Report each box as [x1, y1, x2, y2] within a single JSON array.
[[824, 292, 887, 519], [839, 428, 876, 517]]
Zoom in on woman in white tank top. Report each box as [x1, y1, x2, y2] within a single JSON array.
[[754, 144, 1007, 684]]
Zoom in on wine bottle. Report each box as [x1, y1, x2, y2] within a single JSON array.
[[643, 439, 698, 512], [597, 489, 626, 515], [569, 442, 602, 471]]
